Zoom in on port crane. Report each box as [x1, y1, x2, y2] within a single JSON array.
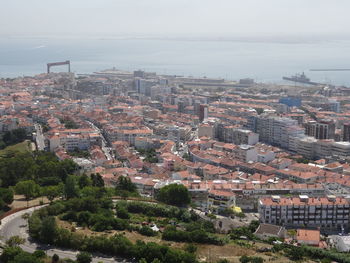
[[47, 60, 70, 73]]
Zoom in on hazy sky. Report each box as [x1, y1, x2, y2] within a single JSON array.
[[1, 0, 350, 39]]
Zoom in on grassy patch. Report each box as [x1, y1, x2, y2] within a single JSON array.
[[0, 140, 31, 157]]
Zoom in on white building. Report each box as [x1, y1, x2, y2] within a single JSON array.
[[223, 127, 259, 145], [234, 145, 258, 162], [48, 130, 101, 152], [254, 116, 305, 149]]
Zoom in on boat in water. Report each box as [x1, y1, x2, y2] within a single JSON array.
[[283, 72, 319, 85]]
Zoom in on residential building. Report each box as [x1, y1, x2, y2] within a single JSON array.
[[208, 189, 236, 213], [305, 119, 335, 140], [259, 195, 350, 232], [342, 123, 350, 142], [198, 123, 215, 139], [223, 127, 259, 145], [296, 229, 320, 246], [233, 145, 258, 162], [252, 116, 304, 149], [199, 104, 208, 122], [254, 223, 286, 240]]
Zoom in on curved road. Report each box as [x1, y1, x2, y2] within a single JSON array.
[[0, 207, 130, 263]]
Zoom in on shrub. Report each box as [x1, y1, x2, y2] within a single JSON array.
[[138, 226, 158, 237]]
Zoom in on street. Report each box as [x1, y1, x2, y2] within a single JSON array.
[[87, 121, 113, 160], [34, 123, 46, 151]]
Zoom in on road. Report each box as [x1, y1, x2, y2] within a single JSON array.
[[87, 121, 113, 160], [0, 207, 129, 263], [34, 123, 46, 151]]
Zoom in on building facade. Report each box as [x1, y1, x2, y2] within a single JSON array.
[[259, 195, 350, 233]]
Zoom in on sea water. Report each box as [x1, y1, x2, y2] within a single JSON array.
[[0, 37, 349, 86]]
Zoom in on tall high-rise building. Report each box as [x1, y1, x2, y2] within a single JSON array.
[[342, 123, 350, 141], [177, 101, 185, 113], [305, 119, 335, 140], [252, 116, 304, 149], [199, 104, 208, 122]]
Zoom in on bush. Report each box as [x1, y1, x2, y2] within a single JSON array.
[[162, 226, 225, 245], [33, 250, 46, 258], [125, 201, 196, 222], [28, 199, 201, 263], [116, 206, 130, 219], [76, 252, 92, 263], [239, 255, 264, 263], [138, 226, 158, 237], [184, 243, 197, 254]]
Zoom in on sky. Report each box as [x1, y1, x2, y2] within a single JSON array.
[[1, 0, 350, 40]]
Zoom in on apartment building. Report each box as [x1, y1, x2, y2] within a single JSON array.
[[259, 195, 350, 232], [295, 137, 350, 160], [208, 189, 236, 213], [342, 123, 350, 142], [222, 127, 259, 145], [198, 123, 215, 139], [167, 125, 191, 144], [252, 116, 304, 149], [48, 130, 101, 152], [305, 119, 335, 140], [104, 128, 153, 146], [233, 144, 258, 162]]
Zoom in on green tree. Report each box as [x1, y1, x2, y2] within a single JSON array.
[[57, 159, 78, 182], [115, 176, 136, 192], [64, 175, 79, 199], [2, 128, 27, 146], [15, 180, 40, 206], [0, 188, 14, 204], [39, 216, 57, 244], [184, 243, 197, 254], [52, 254, 59, 263], [0, 246, 22, 262], [12, 252, 43, 263], [90, 173, 104, 187], [157, 184, 190, 206], [78, 174, 92, 189], [76, 252, 92, 263], [248, 220, 260, 233], [6, 236, 25, 247], [43, 184, 63, 203], [116, 206, 130, 219], [33, 250, 46, 259], [286, 246, 304, 261]]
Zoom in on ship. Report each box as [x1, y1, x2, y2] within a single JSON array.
[[283, 72, 319, 85]]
